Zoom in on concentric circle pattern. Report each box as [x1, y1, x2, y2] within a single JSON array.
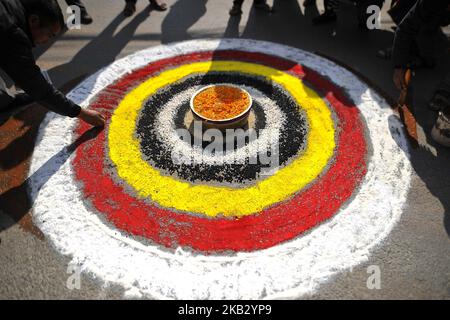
[[29, 40, 412, 299], [137, 73, 308, 185]]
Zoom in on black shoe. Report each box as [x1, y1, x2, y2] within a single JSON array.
[[429, 91, 450, 112], [123, 2, 136, 17], [149, 1, 167, 11], [312, 11, 337, 25], [432, 108, 450, 147], [80, 9, 93, 25]]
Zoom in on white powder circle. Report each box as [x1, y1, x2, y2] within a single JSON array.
[[29, 39, 412, 299]]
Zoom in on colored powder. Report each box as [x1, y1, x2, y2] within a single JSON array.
[[193, 85, 250, 120]]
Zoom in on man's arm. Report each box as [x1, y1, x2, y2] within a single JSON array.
[[0, 27, 81, 117]]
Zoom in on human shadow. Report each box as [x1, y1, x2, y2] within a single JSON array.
[[210, 0, 301, 102], [0, 106, 47, 171], [32, 28, 68, 61], [388, 115, 450, 238], [238, 0, 328, 45], [224, 14, 241, 38], [0, 127, 102, 233], [233, 0, 396, 94], [49, 7, 151, 87], [161, 0, 208, 44]]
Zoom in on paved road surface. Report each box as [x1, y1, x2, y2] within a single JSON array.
[[0, 0, 449, 299]]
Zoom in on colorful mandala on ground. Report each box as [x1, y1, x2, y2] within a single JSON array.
[[29, 39, 412, 299]]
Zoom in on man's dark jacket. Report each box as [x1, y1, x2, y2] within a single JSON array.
[[393, 0, 450, 68], [0, 0, 80, 117]]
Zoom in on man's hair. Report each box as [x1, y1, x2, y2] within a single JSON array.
[[21, 0, 65, 28]]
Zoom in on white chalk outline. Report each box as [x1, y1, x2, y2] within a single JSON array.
[[29, 39, 411, 299]]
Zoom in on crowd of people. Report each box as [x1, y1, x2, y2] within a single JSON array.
[[0, 0, 449, 147]]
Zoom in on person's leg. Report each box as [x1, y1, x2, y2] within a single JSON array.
[[230, 0, 245, 16], [416, 24, 439, 68], [65, 0, 93, 25], [388, 0, 415, 26], [312, 0, 338, 25], [123, 0, 137, 17]]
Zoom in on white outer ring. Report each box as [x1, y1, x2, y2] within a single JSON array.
[[29, 39, 412, 299]]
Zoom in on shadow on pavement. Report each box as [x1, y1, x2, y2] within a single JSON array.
[[389, 116, 450, 240], [49, 7, 150, 87], [161, 0, 208, 43], [0, 127, 102, 235]]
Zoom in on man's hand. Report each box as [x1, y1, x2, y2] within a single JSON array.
[[393, 68, 407, 90], [78, 109, 105, 127]]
